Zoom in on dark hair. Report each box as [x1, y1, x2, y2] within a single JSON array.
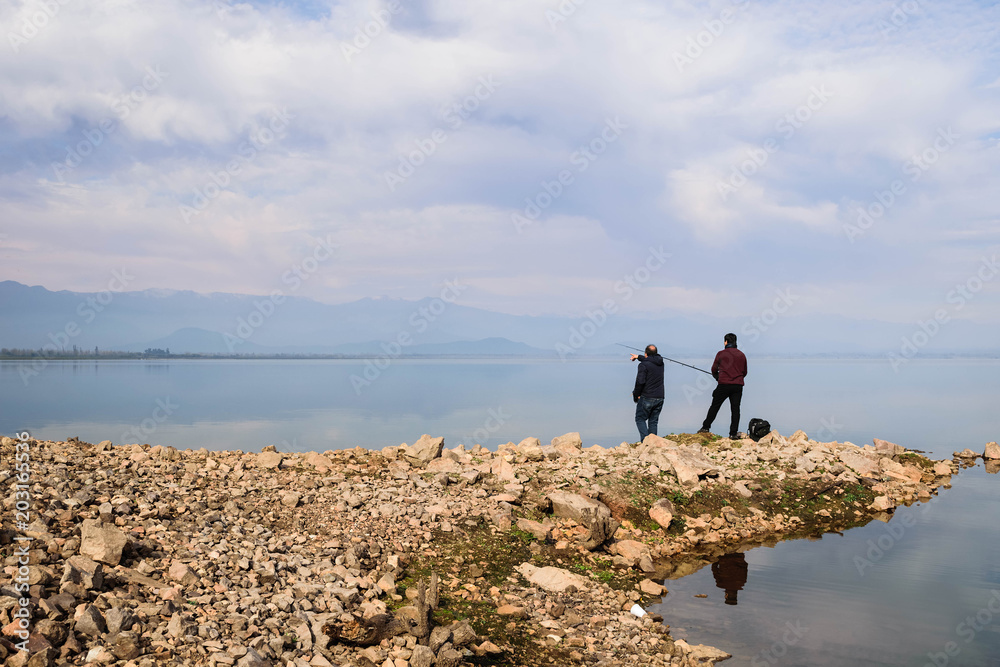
[[645, 345, 657, 356], [724, 333, 737, 346]]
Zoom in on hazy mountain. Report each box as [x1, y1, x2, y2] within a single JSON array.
[[0, 280, 993, 357]]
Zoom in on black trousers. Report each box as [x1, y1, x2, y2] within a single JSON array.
[[702, 383, 743, 437]]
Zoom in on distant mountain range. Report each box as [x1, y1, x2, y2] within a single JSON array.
[[0, 280, 995, 357]]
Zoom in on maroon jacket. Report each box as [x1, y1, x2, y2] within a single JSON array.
[[712, 346, 747, 385]]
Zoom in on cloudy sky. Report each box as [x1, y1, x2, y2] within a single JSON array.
[[1, 0, 998, 325]]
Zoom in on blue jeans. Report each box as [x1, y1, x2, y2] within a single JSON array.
[[635, 397, 664, 441]]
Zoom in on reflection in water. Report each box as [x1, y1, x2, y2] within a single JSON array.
[[986, 461, 999, 475], [711, 553, 748, 605]]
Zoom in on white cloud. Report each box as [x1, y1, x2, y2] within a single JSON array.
[[0, 0, 998, 328]]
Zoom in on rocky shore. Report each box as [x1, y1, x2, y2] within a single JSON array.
[[1, 430, 993, 667]]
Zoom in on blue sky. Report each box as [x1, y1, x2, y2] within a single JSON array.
[[1, 0, 998, 327]]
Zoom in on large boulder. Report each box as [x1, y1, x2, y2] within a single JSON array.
[[551, 432, 583, 457], [839, 449, 880, 478], [79, 519, 128, 566], [515, 563, 588, 593], [544, 492, 611, 527], [256, 451, 284, 469], [517, 437, 545, 462], [873, 438, 904, 456], [638, 438, 721, 486], [984, 442, 1000, 460], [404, 435, 444, 467]]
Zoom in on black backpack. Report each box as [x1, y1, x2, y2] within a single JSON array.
[[748, 418, 771, 442]]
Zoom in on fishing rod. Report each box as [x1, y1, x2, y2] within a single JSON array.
[[616, 343, 713, 376]]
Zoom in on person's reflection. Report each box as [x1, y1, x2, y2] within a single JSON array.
[[711, 553, 748, 605]]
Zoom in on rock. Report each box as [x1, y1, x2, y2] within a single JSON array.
[[426, 458, 461, 474], [641, 434, 680, 448], [409, 645, 435, 667], [984, 442, 1000, 460], [839, 450, 880, 477], [280, 492, 301, 507], [376, 572, 396, 595], [674, 639, 732, 662], [436, 648, 464, 667], [477, 641, 503, 656], [545, 492, 611, 527], [515, 518, 551, 541], [405, 435, 445, 467], [62, 555, 104, 590], [490, 457, 516, 482], [304, 451, 333, 472], [236, 647, 269, 667], [256, 451, 284, 469], [111, 632, 141, 660], [429, 626, 452, 652], [732, 481, 753, 498], [517, 437, 545, 461], [955, 448, 979, 458], [497, 605, 527, 619], [79, 519, 128, 566], [551, 432, 583, 457], [451, 621, 477, 646], [639, 579, 667, 596], [648, 498, 674, 529], [671, 460, 701, 487], [933, 461, 952, 476], [74, 604, 106, 637], [83, 647, 115, 664], [874, 438, 903, 456], [168, 562, 199, 586], [871, 496, 893, 511], [515, 563, 589, 593], [612, 540, 652, 565]]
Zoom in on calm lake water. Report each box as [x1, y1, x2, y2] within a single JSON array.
[[2, 357, 998, 665]]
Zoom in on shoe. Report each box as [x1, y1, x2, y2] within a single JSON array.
[[731, 432, 746, 440], [697, 428, 710, 434]]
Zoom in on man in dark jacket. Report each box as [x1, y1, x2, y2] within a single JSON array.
[[699, 333, 748, 439], [630, 345, 665, 441]]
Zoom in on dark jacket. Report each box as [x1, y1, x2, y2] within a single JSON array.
[[712, 346, 748, 385], [633, 354, 665, 400]]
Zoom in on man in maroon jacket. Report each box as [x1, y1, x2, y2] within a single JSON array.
[[698, 333, 748, 439]]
